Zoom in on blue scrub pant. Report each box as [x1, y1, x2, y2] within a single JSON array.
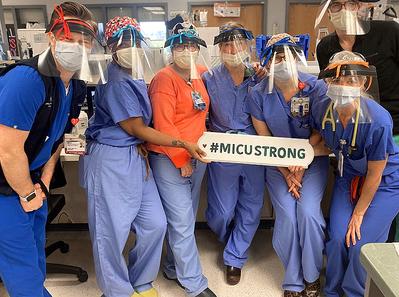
[[266, 156, 329, 292], [325, 172, 399, 297], [0, 196, 51, 297], [80, 143, 167, 297], [149, 153, 208, 297], [206, 162, 265, 268]]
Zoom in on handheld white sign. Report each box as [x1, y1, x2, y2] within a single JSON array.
[[198, 132, 314, 168]]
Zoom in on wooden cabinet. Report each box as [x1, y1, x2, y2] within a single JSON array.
[[190, 3, 265, 37]]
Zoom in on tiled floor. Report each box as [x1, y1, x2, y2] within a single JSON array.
[[0, 229, 326, 297]]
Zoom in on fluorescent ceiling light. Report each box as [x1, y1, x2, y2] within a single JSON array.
[[143, 7, 164, 11]]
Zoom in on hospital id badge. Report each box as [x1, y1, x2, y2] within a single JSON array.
[[191, 91, 206, 111], [291, 96, 310, 117], [64, 133, 86, 155]]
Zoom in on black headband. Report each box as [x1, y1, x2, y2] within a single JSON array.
[[318, 64, 377, 80], [214, 28, 254, 45]]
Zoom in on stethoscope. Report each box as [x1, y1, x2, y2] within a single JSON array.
[[321, 99, 361, 156]]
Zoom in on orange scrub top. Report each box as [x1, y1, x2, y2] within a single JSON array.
[[147, 65, 210, 168]]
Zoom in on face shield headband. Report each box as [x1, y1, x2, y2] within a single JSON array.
[[46, 4, 97, 40], [213, 28, 254, 45]]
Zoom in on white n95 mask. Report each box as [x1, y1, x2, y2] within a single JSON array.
[[329, 9, 358, 32], [221, 51, 250, 67], [173, 50, 199, 70], [273, 61, 294, 81], [116, 47, 144, 69], [327, 84, 361, 106], [55, 41, 85, 72]]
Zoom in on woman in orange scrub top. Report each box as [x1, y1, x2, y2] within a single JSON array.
[[148, 23, 217, 297]]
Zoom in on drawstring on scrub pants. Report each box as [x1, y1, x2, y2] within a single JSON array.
[[137, 143, 150, 180]]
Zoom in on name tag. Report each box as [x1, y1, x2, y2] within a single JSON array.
[[191, 91, 206, 111]]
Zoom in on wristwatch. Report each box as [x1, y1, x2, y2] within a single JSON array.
[[19, 190, 36, 202]]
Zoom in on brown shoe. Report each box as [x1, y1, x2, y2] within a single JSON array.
[[226, 265, 241, 285], [283, 290, 304, 297], [304, 279, 321, 297]]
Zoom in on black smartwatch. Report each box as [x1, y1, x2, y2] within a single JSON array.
[[19, 190, 36, 202]]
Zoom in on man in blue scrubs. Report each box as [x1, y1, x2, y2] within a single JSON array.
[[0, 3, 98, 296]]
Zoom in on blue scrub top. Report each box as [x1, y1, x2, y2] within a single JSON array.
[[312, 96, 399, 179], [85, 62, 152, 147], [202, 64, 259, 135], [0, 65, 73, 171], [246, 72, 328, 139]]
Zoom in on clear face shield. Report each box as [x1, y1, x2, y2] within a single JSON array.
[[315, 0, 373, 35], [218, 38, 256, 69], [319, 52, 379, 125], [379, 4, 398, 21], [167, 41, 212, 80], [212, 28, 255, 71], [39, 29, 109, 85], [109, 30, 155, 81], [265, 45, 308, 94]]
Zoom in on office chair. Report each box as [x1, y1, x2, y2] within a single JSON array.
[[45, 161, 88, 282]]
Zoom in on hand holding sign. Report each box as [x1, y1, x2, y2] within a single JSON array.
[[198, 132, 314, 168]]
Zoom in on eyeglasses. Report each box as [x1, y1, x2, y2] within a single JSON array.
[[329, 1, 360, 13], [273, 54, 299, 64], [274, 55, 287, 64], [172, 43, 199, 52]]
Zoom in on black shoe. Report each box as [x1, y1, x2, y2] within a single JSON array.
[[304, 279, 321, 297], [284, 290, 304, 297], [226, 265, 241, 285], [195, 288, 217, 297], [162, 271, 184, 289]]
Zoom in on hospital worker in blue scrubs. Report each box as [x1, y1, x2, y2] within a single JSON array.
[[312, 50, 399, 297], [247, 33, 330, 297], [202, 21, 266, 285], [0, 2, 99, 296], [79, 17, 207, 297]]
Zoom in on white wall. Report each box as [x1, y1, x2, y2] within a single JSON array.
[[3, 0, 288, 35]]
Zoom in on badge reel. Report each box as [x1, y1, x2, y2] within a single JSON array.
[[291, 82, 310, 118], [64, 118, 86, 155]]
